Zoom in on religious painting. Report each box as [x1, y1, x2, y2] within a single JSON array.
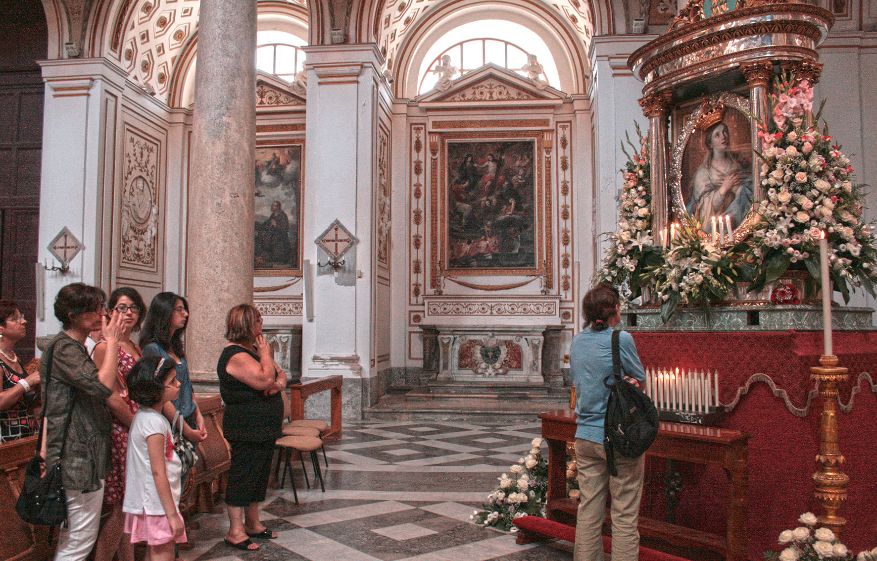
[[674, 94, 754, 237], [254, 142, 304, 276], [443, 139, 538, 272]]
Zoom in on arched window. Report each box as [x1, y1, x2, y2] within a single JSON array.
[[416, 20, 559, 95], [256, 30, 306, 82]]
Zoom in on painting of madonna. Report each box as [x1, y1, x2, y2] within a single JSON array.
[[682, 109, 753, 233]]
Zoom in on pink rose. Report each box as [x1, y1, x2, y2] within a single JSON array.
[[802, 142, 813, 154]]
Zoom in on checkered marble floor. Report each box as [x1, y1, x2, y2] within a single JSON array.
[[181, 420, 573, 561]]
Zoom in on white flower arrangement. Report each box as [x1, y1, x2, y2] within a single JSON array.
[[597, 125, 663, 301], [744, 74, 877, 300], [765, 512, 877, 561]]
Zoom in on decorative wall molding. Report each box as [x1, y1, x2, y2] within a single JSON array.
[[557, 122, 573, 298], [255, 301, 303, 316], [256, 82, 305, 107], [443, 77, 540, 102], [410, 125, 426, 304], [425, 300, 558, 317], [376, 126, 391, 267], [120, 126, 160, 270]]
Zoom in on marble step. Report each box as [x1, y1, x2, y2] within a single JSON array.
[[417, 380, 552, 397], [364, 393, 568, 423]]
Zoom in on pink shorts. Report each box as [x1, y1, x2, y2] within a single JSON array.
[[124, 513, 188, 545]]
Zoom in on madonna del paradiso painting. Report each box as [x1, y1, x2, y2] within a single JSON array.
[[254, 144, 303, 274], [446, 140, 537, 270]]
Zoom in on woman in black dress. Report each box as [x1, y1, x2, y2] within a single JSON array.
[[0, 300, 40, 442], [217, 304, 286, 552]]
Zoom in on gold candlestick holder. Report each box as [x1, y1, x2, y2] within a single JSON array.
[[810, 354, 849, 536]]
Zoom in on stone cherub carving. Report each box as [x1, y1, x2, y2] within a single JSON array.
[[520, 54, 548, 89], [432, 54, 458, 91]]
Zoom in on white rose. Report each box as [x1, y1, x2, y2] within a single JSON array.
[[795, 211, 811, 223], [772, 169, 785, 180], [531, 438, 543, 448], [815, 528, 835, 541], [833, 544, 848, 557], [778, 190, 793, 203], [842, 181, 853, 193], [786, 145, 799, 157], [509, 464, 524, 474], [814, 541, 835, 558], [792, 527, 811, 541], [815, 179, 831, 192], [779, 530, 794, 544], [795, 172, 809, 183], [500, 478, 513, 489], [637, 207, 649, 217], [525, 457, 538, 469], [517, 478, 529, 489], [780, 547, 801, 561]]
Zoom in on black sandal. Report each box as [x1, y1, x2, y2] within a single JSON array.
[[246, 528, 277, 539], [224, 538, 260, 551]]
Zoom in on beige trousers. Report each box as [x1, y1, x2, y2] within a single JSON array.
[[573, 439, 644, 561]]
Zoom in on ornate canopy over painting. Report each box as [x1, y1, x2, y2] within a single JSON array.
[[432, 131, 548, 281], [254, 142, 304, 276]]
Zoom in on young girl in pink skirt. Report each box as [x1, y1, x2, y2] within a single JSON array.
[[123, 357, 187, 561]]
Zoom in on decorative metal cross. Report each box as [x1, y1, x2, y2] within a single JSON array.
[[48, 227, 83, 270], [315, 219, 358, 271]]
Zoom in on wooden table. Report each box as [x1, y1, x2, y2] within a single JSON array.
[[540, 409, 749, 561]]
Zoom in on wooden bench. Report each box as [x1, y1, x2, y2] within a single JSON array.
[[288, 375, 342, 441]]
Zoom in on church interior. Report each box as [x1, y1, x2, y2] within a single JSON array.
[[2, 0, 877, 559]]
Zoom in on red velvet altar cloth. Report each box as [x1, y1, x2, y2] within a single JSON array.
[[631, 330, 877, 559]]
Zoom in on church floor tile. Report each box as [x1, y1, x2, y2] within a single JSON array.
[[182, 420, 572, 561]]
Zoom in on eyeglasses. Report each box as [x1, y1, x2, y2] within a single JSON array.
[[114, 305, 141, 314], [173, 306, 187, 313], [7, 314, 26, 323]]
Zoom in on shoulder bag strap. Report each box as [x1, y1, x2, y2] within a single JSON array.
[[611, 329, 623, 381], [36, 340, 76, 459]]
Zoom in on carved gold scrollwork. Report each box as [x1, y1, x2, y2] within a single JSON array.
[[639, 90, 673, 118], [741, 60, 774, 89]]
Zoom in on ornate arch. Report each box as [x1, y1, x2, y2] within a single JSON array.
[[391, 0, 592, 98]]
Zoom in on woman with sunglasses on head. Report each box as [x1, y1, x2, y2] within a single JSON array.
[[0, 300, 40, 442], [42, 283, 128, 561], [93, 287, 146, 561], [140, 293, 207, 445]]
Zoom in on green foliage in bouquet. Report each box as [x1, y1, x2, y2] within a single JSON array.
[[652, 220, 743, 322], [597, 123, 664, 301], [744, 72, 877, 301]]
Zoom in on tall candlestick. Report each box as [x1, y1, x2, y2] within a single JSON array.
[[819, 233, 833, 356]]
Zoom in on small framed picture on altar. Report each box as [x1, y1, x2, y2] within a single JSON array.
[[254, 141, 305, 276], [670, 93, 755, 240]]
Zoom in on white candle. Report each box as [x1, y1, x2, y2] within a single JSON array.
[[675, 368, 682, 411], [699, 371, 706, 413], [724, 215, 733, 241], [656, 370, 663, 409], [670, 223, 677, 243], [711, 216, 718, 243], [819, 233, 833, 356], [714, 370, 720, 408]]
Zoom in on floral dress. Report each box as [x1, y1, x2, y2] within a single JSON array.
[[103, 347, 139, 507]]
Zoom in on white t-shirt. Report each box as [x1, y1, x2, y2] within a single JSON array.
[[123, 408, 183, 516]]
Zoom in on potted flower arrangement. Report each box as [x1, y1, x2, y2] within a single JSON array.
[[596, 125, 664, 302], [743, 73, 877, 302], [471, 438, 549, 531], [765, 512, 861, 561]]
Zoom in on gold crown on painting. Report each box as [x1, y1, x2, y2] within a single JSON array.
[[694, 99, 726, 131]]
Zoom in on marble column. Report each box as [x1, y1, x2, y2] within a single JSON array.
[[640, 90, 673, 243], [186, 0, 257, 379], [742, 60, 774, 202]]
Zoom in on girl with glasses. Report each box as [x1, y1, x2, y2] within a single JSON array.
[[93, 287, 146, 561]]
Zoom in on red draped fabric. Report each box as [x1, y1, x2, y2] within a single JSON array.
[[631, 331, 877, 559]]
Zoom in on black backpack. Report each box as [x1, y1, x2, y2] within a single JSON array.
[[603, 329, 658, 476]]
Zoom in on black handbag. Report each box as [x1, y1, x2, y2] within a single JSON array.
[[16, 342, 71, 527], [172, 411, 199, 477]]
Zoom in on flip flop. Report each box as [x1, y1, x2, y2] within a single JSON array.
[[224, 538, 260, 551], [246, 528, 278, 539]]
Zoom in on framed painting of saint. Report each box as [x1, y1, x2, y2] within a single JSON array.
[[438, 135, 544, 276], [671, 94, 755, 239], [254, 142, 304, 276]]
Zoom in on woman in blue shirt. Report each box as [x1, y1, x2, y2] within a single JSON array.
[[140, 292, 207, 444], [570, 285, 646, 561]]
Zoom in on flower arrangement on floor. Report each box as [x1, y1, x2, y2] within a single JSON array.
[[652, 220, 742, 321], [743, 73, 877, 301], [471, 438, 552, 531], [596, 125, 663, 301], [765, 512, 863, 561]]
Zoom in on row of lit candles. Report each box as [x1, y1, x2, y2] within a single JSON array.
[[709, 215, 734, 245], [643, 368, 720, 413], [656, 222, 681, 249]]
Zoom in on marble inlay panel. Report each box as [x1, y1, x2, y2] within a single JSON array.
[[371, 523, 438, 541]]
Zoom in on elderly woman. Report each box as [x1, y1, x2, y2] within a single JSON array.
[[217, 304, 285, 552], [42, 283, 127, 561], [0, 300, 40, 442]]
